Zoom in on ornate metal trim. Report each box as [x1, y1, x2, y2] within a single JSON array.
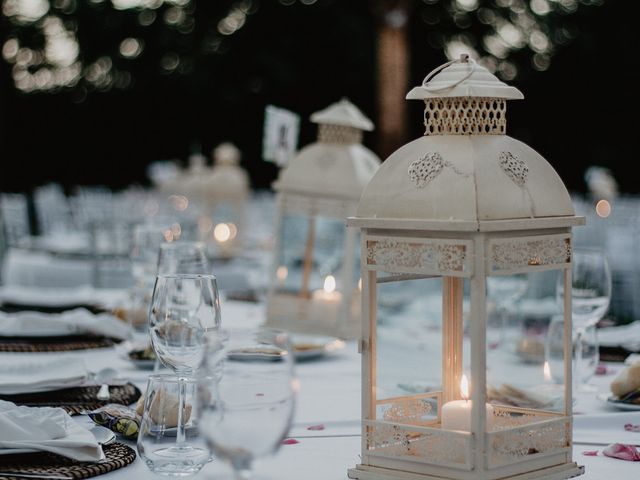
[[408, 152, 470, 189], [489, 235, 571, 274], [365, 420, 472, 469], [499, 152, 529, 187], [423, 97, 506, 136], [365, 236, 473, 277]]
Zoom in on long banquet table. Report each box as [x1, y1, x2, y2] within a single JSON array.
[[1, 299, 638, 479]]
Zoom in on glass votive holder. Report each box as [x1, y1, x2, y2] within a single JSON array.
[[137, 374, 211, 477]]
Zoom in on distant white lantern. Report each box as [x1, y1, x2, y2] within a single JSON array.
[[198, 142, 250, 258], [347, 55, 585, 480], [265, 98, 380, 339]]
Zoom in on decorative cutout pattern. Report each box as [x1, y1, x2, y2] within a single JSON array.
[[366, 422, 469, 466], [408, 152, 444, 188], [490, 236, 571, 272], [499, 152, 529, 186], [408, 153, 470, 188], [489, 420, 570, 467], [367, 239, 468, 274], [424, 97, 506, 135], [318, 124, 363, 144], [382, 398, 433, 423]]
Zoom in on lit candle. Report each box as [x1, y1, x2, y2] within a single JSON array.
[[276, 265, 288, 287], [312, 275, 343, 302], [441, 375, 494, 432]]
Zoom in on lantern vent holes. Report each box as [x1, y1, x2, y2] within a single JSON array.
[[318, 124, 363, 144], [423, 97, 506, 135]]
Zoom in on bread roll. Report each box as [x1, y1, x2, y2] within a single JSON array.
[[611, 361, 640, 398]]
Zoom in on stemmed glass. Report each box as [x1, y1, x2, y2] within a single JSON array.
[[556, 248, 611, 391], [486, 274, 528, 350], [157, 241, 210, 276], [149, 274, 221, 453], [198, 328, 297, 480]]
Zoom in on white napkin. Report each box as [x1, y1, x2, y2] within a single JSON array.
[[0, 357, 88, 394], [0, 308, 132, 340], [0, 285, 127, 310], [598, 321, 640, 352], [0, 400, 104, 461]]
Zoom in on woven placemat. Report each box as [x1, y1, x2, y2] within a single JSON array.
[[0, 442, 136, 480], [0, 335, 117, 353], [0, 383, 142, 415]]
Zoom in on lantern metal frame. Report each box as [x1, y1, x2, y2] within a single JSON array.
[[347, 56, 585, 480]]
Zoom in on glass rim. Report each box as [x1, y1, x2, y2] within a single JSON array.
[[156, 273, 217, 280], [146, 373, 199, 383]]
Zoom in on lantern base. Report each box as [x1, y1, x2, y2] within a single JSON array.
[[348, 462, 584, 480]]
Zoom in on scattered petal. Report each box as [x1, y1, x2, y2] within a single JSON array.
[[282, 438, 299, 445], [603, 443, 640, 461], [255, 393, 264, 397], [624, 424, 640, 432], [595, 364, 609, 375], [582, 450, 599, 456], [307, 424, 325, 431]]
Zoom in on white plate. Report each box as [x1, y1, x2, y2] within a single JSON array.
[[597, 393, 640, 411]]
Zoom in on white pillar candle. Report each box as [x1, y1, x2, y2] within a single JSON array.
[[441, 400, 494, 432], [441, 374, 494, 432]]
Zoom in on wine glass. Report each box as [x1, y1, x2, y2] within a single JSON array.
[[198, 328, 297, 480], [149, 274, 221, 453], [157, 241, 210, 276], [556, 248, 611, 391], [486, 274, 528, 350], [130, 223, 167, 288]]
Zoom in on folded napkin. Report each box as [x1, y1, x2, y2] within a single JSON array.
[[0, 285, 128, 310], [0, 400, 104, 461], [0, 308, 132, 340], [598, 321, 640, 352], [0, 357, 88, 395]]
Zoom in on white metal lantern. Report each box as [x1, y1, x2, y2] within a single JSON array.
[[198, 142, 250, 259], [347, 55, 585, 480], [265, 98, 381, 339]]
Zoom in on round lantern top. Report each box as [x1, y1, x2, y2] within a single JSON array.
[[201, 142, 250, 200], [406, 54, 524, 100], [310, 98, 374, 131], [273, 99, 380, 201], [352, 56, 580, 232]]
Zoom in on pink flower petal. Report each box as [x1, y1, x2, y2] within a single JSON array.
[[624, 423, 640, 432], [282, 438, 299, 445], [582, 450, 599, 456], [595, 364, 608, 375], [255, 393, 264, 397], [603, 443, 640, 461], [307, 424, 325, 431]]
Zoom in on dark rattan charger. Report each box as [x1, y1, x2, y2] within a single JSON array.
[[0, 442, 136, 479]]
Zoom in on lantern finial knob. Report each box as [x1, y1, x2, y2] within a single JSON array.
[[459, 53, 469, 63]]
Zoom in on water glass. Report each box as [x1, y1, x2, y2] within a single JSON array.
[[137, 374, 211, 477], [198, 328, 296, 480], [545, 314, 599, 387]]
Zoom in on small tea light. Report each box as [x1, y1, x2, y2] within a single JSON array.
[[312, 275, 343, 303], [276, 266, 288, 286], [214, 223, 232, 243], [441, 375, 494, 432]]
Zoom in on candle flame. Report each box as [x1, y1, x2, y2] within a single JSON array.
[[460, 374, 469, 401], [276, 266, 288, 282], [595, 199, 611, 218], [324, 275, 336, 294], [213, 223, 232, 242], [544, 361, 552, 382], [358, 278, 362, 292]]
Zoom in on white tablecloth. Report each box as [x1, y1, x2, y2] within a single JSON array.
[[1, 299, 638, 479]]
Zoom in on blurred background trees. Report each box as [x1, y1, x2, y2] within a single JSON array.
[[1, 0, 636, 193]]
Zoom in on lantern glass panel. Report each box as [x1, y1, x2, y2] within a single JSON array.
[[276, 214, 346, 295], [486, 270, 567, 415], [373, 274, 472, 428]]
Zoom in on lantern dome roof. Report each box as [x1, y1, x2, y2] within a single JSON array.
[[310, 98, 374, 131], [355, 135, 575, 229], [406, 54, 524, 101], [273, 143, 380, 201], [352, 56, 580, 231]]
